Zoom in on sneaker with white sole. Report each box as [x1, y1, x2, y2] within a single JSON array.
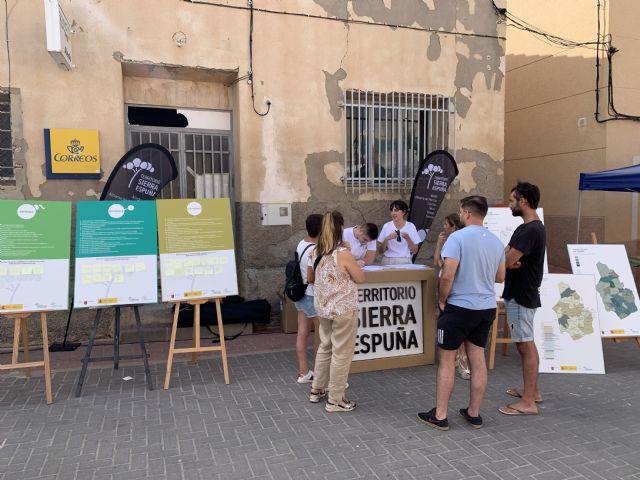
[[297, 370, 314, 384]]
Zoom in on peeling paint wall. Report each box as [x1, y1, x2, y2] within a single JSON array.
[[0, 0, 505, 332]]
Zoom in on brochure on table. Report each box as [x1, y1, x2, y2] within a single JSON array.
[[534, 274, 605, 374], [483, 207, 548, 297], [74, 201, 158, 308], [0, 200, 71, 313], [156, 198, 238, 301], [568, 244, 640, 337]]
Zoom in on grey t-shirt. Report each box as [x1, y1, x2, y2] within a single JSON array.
[[441, 225, 505, 310]]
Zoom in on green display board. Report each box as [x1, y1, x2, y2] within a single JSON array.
[[0, 201, 71, 312], [74, 201, 158, 308]]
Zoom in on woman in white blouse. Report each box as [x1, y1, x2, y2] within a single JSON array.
[[377, 200, 421, 265]]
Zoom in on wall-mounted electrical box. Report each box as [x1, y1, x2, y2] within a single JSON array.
[[261, 203, 292, 226]]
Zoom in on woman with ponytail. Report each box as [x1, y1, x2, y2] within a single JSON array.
[[307, 211, 365, 412]]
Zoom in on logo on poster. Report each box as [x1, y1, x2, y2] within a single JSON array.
[[16, 204, 45, 220], [187, 202, 202, 216]]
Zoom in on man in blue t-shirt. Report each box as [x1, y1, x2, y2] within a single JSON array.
[[418, 196, 505, 431]]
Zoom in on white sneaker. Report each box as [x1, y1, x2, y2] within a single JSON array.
[[297, 370, 314, 384]]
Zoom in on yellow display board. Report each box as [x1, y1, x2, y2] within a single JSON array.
[[44, 128, 101, 178]]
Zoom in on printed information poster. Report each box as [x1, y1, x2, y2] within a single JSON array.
[[0, 201, 71, 313], [483, 207, 548, 297], [353, 281, 423, 361], [534, 274, 605, 374], [568, 244, 640, 337], [74, 201, 158, 308], [156, 198, 238, 301]]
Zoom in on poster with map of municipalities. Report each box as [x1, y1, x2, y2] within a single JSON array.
[[156, 198, 238, 301], [74, 201, 158, 308], [534, 274, 605, 374], [568, 244, 640, 337], [483, 207, 548, 297], [0, 200, 71, 313]]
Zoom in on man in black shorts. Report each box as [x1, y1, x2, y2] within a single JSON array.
[[418, 196, 505, 430]]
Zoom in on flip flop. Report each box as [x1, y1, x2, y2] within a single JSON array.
[[506, 388, 543, 403], [498, 404, 538, 416]]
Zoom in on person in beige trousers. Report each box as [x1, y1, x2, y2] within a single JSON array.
[[307, 211, 365, 412]]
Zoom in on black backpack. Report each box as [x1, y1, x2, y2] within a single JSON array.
[[284, 244, 314, 302]]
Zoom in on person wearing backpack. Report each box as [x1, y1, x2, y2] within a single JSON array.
[[292, 214, 323, 384]]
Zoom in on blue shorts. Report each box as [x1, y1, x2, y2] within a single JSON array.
[[505, 299, 536, 342], [294, 295, 316, 318]]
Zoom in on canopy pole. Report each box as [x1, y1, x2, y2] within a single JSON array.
[[576, 190, 583, 243]]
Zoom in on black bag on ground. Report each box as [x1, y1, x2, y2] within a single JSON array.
[[284, 244, 313, 302], [177, 299, 271, 328]]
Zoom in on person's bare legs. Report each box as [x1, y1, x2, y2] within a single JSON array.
[[295, 310, 316, 375], [464, 340, 487, 417], [435, 348, 457, 420], [507, 341, 539, 413]]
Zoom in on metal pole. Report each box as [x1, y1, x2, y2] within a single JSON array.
[[576, 190, 583, 243]]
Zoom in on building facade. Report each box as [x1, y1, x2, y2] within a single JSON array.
[[505, 0, 640, 269], [0, 0, 505, 336]]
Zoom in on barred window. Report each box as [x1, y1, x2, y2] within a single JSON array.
[[343, 90, 455, 193], [0, 91, 14, 185]]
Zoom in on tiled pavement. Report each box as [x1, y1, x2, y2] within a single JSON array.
[[1, 341, 640, 480]]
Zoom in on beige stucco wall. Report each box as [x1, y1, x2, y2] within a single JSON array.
[[0, 0, 506, 340]]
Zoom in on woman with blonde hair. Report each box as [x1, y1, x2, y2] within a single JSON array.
[[307, 211, 365, 412]]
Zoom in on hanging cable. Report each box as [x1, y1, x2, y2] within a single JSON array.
[[3, 0, 10, 93], [248, 0, 270, 117]]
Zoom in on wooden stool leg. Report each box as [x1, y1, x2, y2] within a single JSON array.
[[12, 318, 21, 366], [191, 306, 198, 365], [21, 318, 31, 378], [164, 303, 180, 390], [215, 299, 230, 384], [40, 313, 53, 405], [488, 309, 499, 370], [501, 313, 510, 356]]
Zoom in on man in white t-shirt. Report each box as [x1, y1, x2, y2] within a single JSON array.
[[342, 223, 379, 266]]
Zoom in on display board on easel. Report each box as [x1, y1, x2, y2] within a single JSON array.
[[534, 274, 605, 374], [156, 198, 236, 389], [73, 200, 158, 307], [0, 200, 70, 404], [568, 244, 640, 338], [0, 201, 71, 312], [156, 198, 238, 301]]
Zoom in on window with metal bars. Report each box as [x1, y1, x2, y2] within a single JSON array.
[[343, 90, 456, 193]]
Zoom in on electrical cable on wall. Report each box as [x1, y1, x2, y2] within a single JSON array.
[[492, 0, 640, 123], [248, 0, 270, 117], [3, 0, 10, 94]]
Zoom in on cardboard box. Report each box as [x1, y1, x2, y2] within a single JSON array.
[[281, 297, 299, 333]]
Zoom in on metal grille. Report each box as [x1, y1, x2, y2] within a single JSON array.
[[343, 90, 456, 193], [127, 128, 233, 202]]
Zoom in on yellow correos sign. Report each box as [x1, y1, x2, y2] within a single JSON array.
[[45, 128, 101, 178]]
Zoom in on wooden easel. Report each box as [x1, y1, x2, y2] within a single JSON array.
[[164, 297, 230, 389], [75, 305, 153, 397], [488, 300, 513, 369], [0, 312, 53, 404]]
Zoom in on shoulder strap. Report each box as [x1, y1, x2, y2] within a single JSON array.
[[313, 254, 323, 272], [295, 243, 314, 266]]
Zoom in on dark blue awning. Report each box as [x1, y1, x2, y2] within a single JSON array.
[[579, 164, 640, 192]]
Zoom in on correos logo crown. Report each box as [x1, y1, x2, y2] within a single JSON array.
[[67, 139, 84, 154]]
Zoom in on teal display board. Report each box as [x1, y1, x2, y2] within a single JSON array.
[[74, 201, 158, 308], [0, 200, 71, 313]]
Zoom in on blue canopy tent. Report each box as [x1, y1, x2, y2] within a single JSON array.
[[577, 163, 640, 241]]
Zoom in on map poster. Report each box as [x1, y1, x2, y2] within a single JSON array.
[[568, 244, 640, 337], [534, 274, 605, 374], [483, 207, 548, 297], [0, 200, 71, 313], [156, 198, 238, 301], [74, 201, 158, 308]]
